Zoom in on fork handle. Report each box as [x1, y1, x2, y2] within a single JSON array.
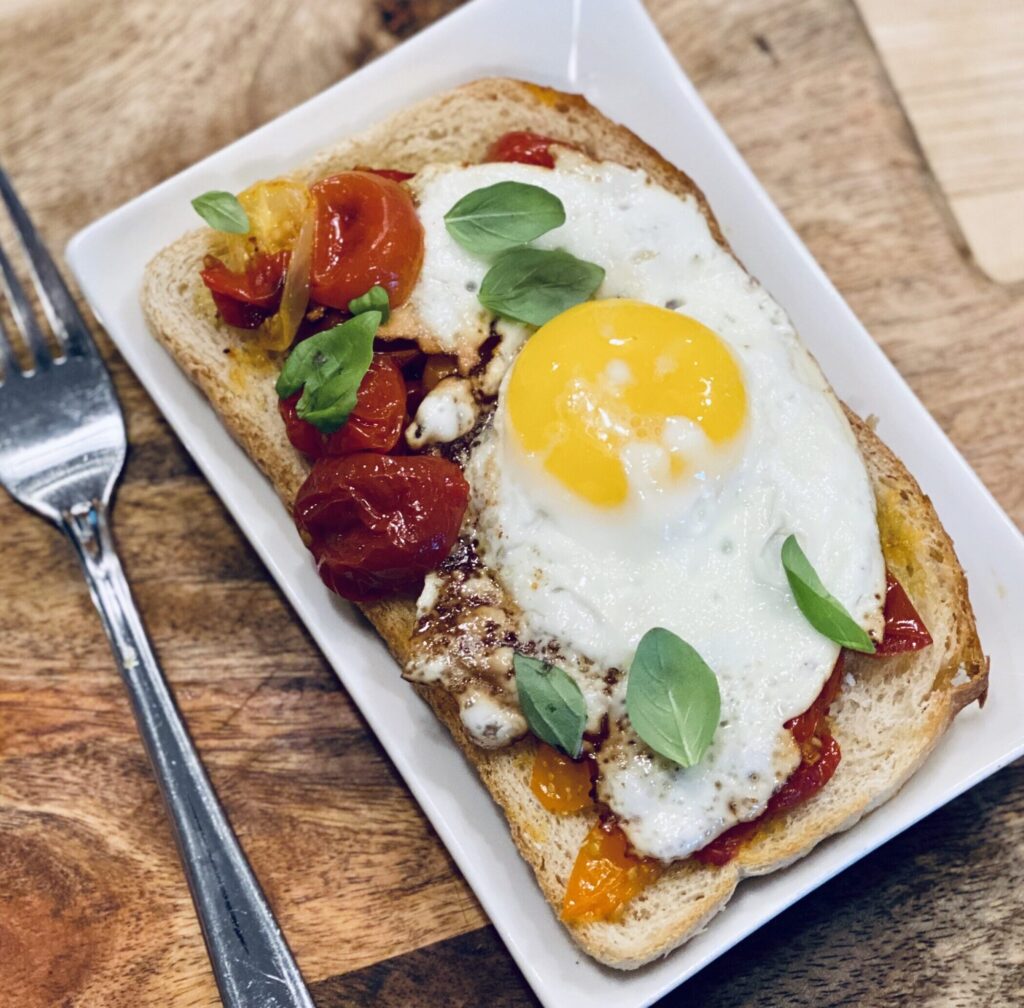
[[62, 500, 315, 1008]]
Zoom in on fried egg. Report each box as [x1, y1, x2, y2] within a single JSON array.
[[408, 151, 886, 861]]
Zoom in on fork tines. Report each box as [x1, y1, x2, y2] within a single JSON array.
[[0, 167, 94, 379]]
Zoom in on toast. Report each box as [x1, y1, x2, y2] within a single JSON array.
[[141, 78, 987, 969]]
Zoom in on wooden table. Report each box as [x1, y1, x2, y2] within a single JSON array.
[[1, 1, 1021, 1005], [856, 0, 1024, 285]]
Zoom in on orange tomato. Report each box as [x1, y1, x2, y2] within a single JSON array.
[[530, 743, 593, 814], [204, 178, 315, 347], [562, 821, 660, 923]]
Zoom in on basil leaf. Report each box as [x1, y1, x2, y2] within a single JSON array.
[[444, 181, 566, 256], [275, 312, 377, 398], [781, 535, 876, 653], [626, 628, 720, 768], [274, 311, 379, 433], [348, 284, 391, 323], [514, 653, 587, 758], [295, 367, 365, 431], [478, 247, 604, 327], [191, 190, 249, 234]]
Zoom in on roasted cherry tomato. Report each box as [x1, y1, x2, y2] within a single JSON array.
[[875, 571, 933, 655], [200, 251, 289, 329], [694, 735, 842, 867], [326, 356, 406, 455], [358, 167, 416, 183], [293, 453, 469, 602], [785, 652, 845, 745], [279, 355, 407, 458], [484, 130, 577, 168], [695, 654, 846, 866], [562, 821, 661, 922], [309, 171, 424, 310], [693, 817, 755, 866], [278, 393, 325, 456], [767, 733, 842, 816], [530, 743, 594, 814]]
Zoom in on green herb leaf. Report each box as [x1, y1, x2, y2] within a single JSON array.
[[348, 284, 391, 323], [478, 247, 604, 327], [626, 628, 720, 768], [274, 311, 379, 433], [444, 181, 566, 256], [781, 535, 876, 653], [191, 191, 250, 234], [514, 653, 587, 758]]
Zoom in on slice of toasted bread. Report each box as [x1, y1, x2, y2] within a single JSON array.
[[141, 78, 987, 969]]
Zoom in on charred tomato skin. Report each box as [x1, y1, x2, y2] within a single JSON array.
[[293, 453, 469, 602]]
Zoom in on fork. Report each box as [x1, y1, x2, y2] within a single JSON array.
[[0, 168, 315, 1008]]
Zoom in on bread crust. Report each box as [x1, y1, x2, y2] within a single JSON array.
[[141, 78, 987, 969]]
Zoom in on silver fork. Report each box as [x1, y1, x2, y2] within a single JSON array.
[[0, 168, 315, 1008]]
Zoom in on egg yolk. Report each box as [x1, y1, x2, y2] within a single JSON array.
[[506, 299, 747, 507]]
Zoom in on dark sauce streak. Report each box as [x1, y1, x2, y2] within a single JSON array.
[[437, 536, 480, 577], [468, 322, 503, 378], [438, 403, 496, 465]]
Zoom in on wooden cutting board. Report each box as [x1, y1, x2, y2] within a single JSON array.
[[0, 1, 1022, 1006], [856, 0, 1024, 283]]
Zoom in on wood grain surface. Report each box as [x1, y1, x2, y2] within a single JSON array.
[[0, 1, 1021, 1006], [856, 0, 1024, 284]]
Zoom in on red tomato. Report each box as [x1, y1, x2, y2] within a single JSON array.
[[293, 453, 469, 601], [875, 571, 933, 655], [309, 171, 424, 310], [695, 654, 847, 867], [200, 251, 289, 329], [484, 131, 577, 168], [278, 355, 407, 458], [325, 356, 406, 455], [766, 733, 842, 816], [694, 735, 842, 867], [693, 820, 754, 866], [278, 393, 324, 457], [770, 737, 839, 815], [785, 652, 845, 745]]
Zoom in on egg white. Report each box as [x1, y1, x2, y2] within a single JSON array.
[[410, 151, 886, 861]]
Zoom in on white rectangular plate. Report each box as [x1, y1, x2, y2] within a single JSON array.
[[65, 1, 1024, 1005]]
